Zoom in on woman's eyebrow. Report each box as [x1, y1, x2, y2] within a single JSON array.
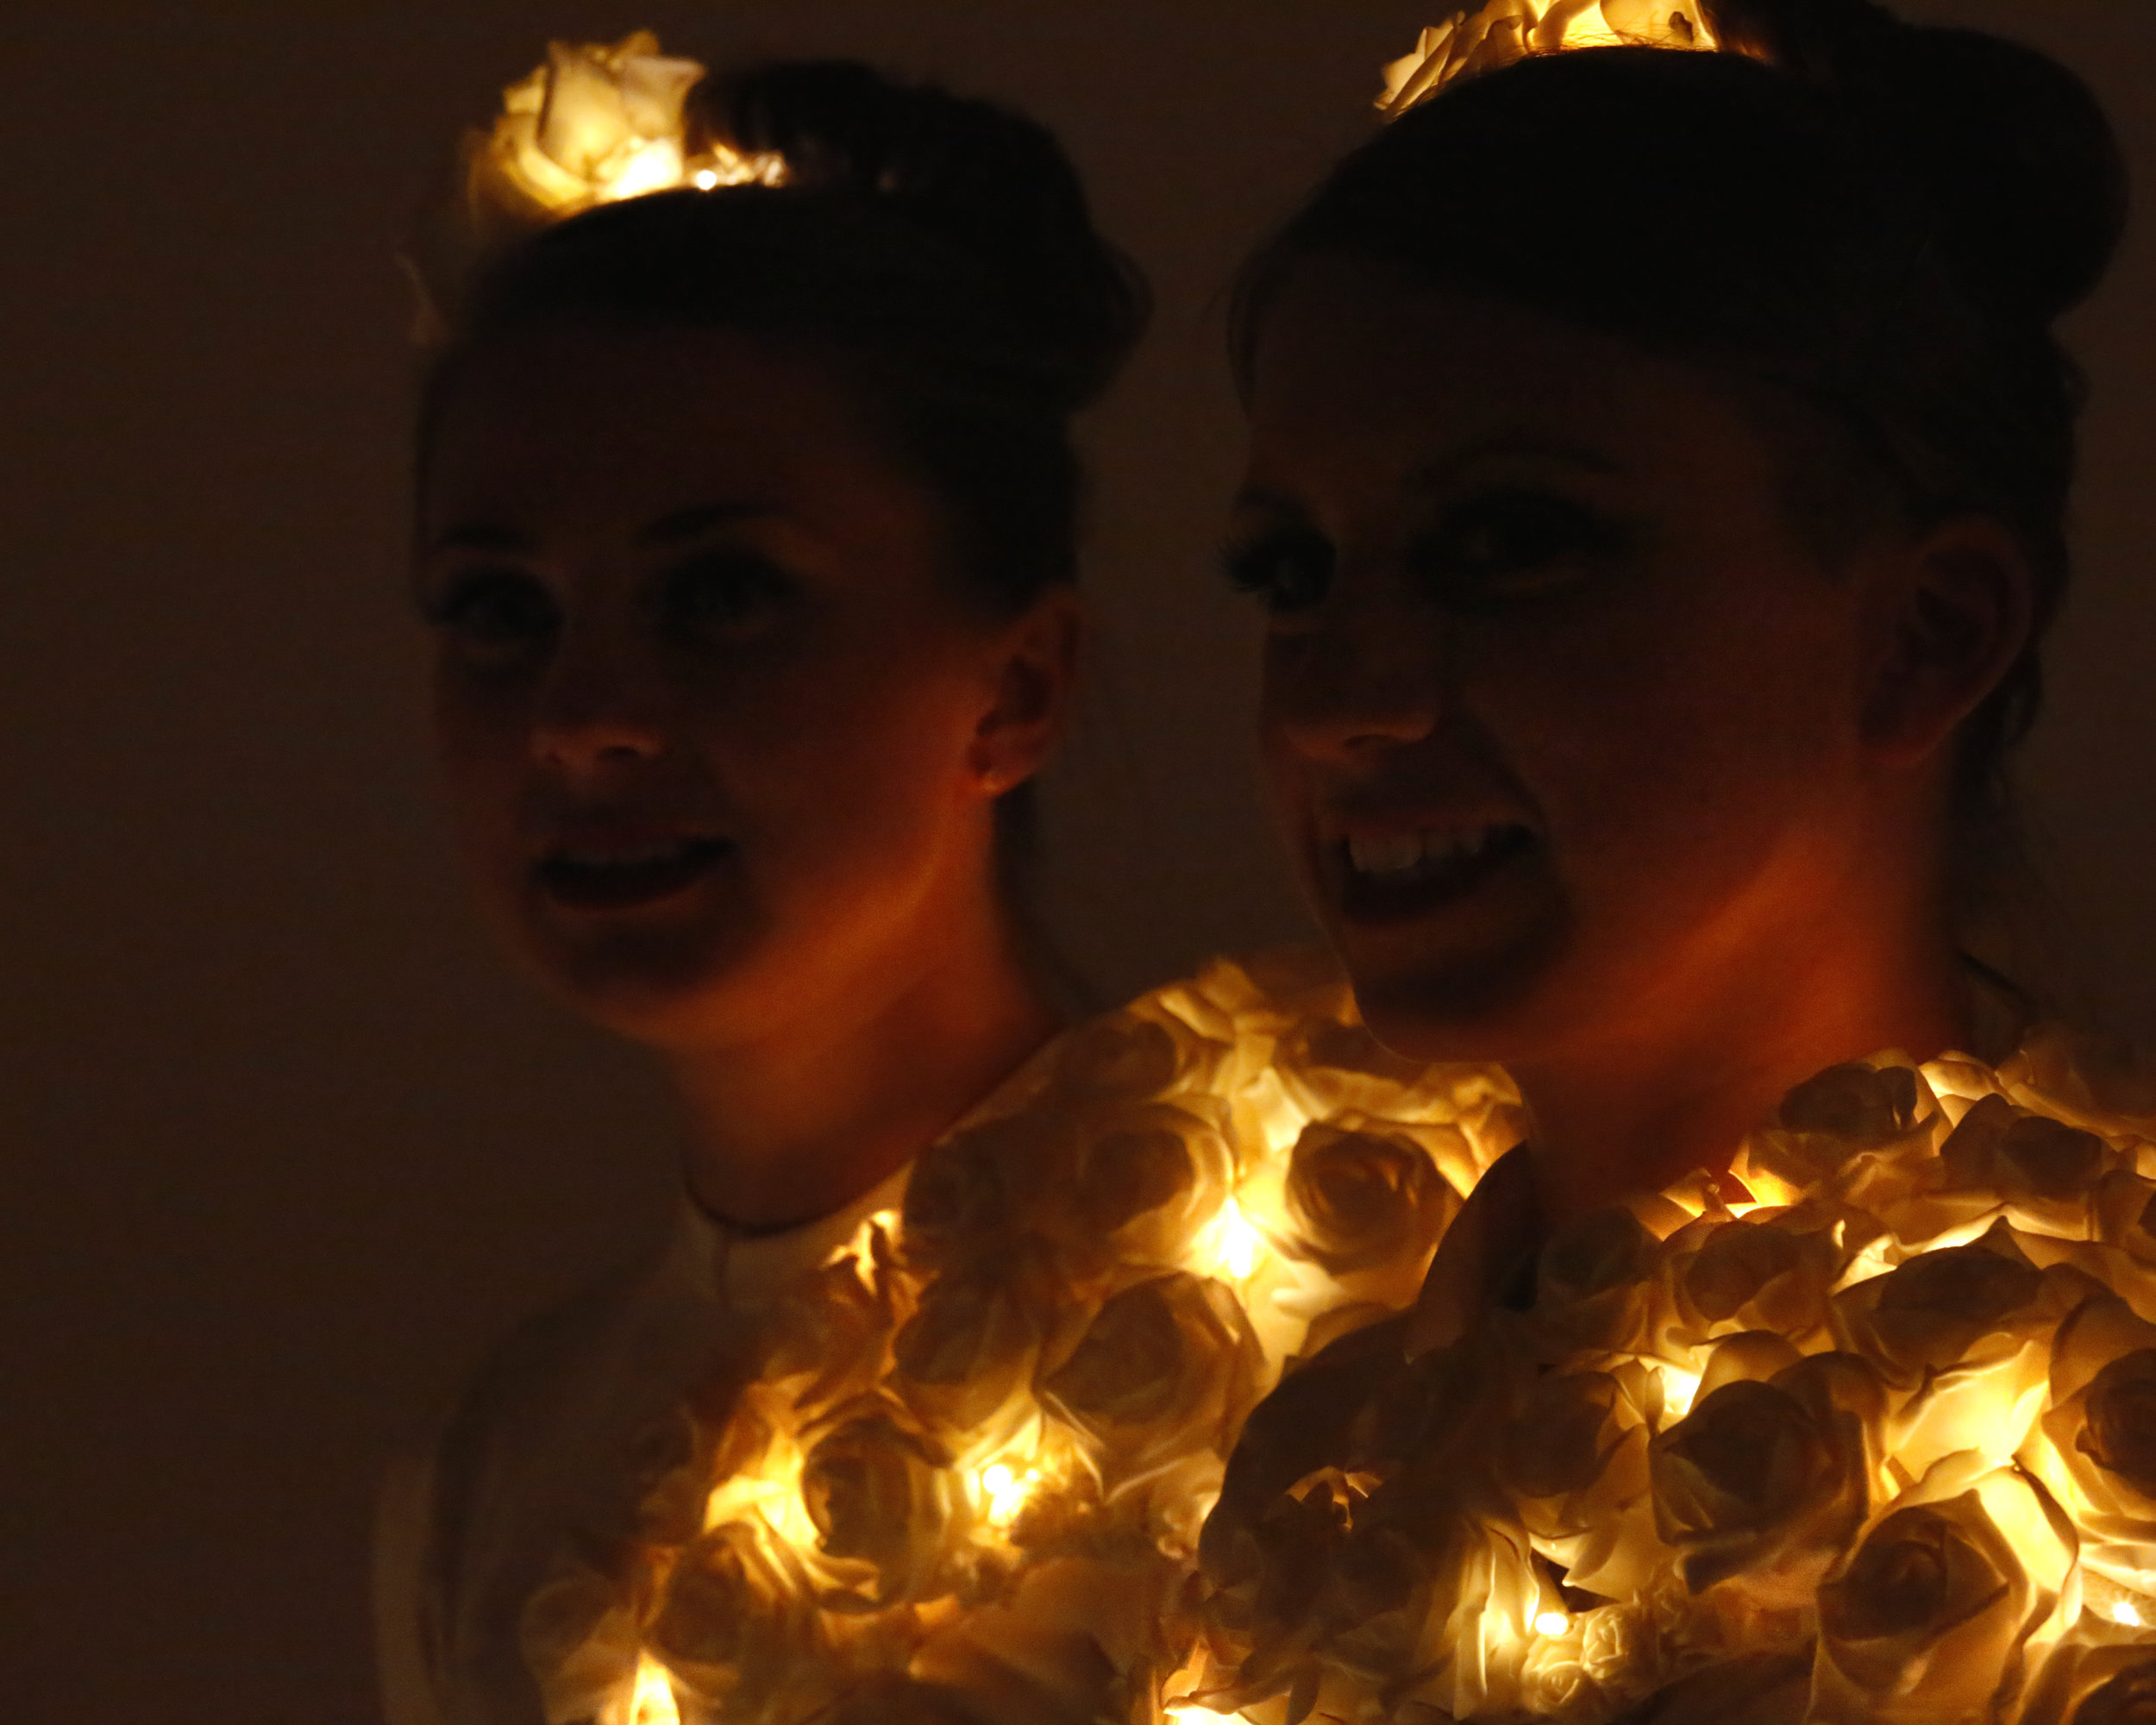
[[1229, 483, 1309, 519], [427, 522, 534, 555], [636, 500, 783, 546], [1407, 433, 1623, 492]]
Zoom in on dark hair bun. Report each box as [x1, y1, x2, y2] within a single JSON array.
[[1709, 0, 2127, 327], [1876, 24, 2127, 326], [703, 60, 1148, 409]]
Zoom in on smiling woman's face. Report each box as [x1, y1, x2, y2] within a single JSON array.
[[418, 323, 1028, 1048], [1234, 258, 1900, 1067]]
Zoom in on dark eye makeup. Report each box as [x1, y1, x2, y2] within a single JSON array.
[[422, 568, 560, 656], [1222, 486, 1633, 618], [1220, 523, 1337, 613], [1407, 487, 1632, 610], [658, 551, 798, 637]]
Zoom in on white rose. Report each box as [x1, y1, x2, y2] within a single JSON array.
[[798, 1404, 968, 1607], [1736, 1059, 1942, 1225], [1926, 1093, 2128, 1242], [1062, 1102, 1238, 1276], [1649, 1352, 1877, 1605], [900, 1114, 1080, 1275], [2025, 1644, 2156, 1725], [909, 1555, 1183, 1725], [1667, 1212, 1843, 1349], [1497, 1364, 1661, 1601], [1277, 1120, 1457, 1292], [519, 1554, 642, 1725], [646, 1521, 830, 1718], [1811, 1458, 2075, 1723], [2027, 1294, 2156, 1590], [1040, 1270, 1263, 1528], [1834, 1227, 2090, 1477], [1527, 1207, 1663, 1357]]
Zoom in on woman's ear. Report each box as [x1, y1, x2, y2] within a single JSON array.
[[969, 586, 1083, 795], [1858, 516, 2034, 770]]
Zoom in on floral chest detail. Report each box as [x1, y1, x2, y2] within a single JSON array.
[[1188, 1033, 2156, 1725], [521, 953, 1523, 1725]]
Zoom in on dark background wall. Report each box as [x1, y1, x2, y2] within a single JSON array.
[[4, 3, 2150, 1718]]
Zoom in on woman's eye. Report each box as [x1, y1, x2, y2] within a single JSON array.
[[1409, 491, 1625, 609], [425, 571, 559, 658], [661, 554, 795, 637], [1222, 527, 1336, 614]]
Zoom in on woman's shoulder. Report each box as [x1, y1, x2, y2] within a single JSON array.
[[376, 1208, 744, 1725], [505, 951, 1524, 1722]]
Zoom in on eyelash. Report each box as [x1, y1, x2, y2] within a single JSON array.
[[657, 553, 795, 636], [1220, 525, 1334, 614], [422, 570, 558, 658], [1223, 490, 1628, 616], [1411, 490, 1627, 608], [421, 555, 798, 662]]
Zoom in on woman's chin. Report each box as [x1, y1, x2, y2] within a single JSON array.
[[1328, 903, 1576, 1067], [520, 913, 773, 1046]]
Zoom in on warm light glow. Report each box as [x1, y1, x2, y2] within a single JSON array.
[[1207, 1197, 1263, 1283], [1660, 1366, 1702, 1421], [484, 34, 787, 222], [1534, 1610, 1572, 1636], [2115, 1600, 2145, 1628], [703, 1431, 821, 1550], [1379, 2, 1720, 116], [977, 1460, 1037, 1526], [514, 958, 1570, 1723], [824, 1208, 901, 1275], [625, 1655, 680, 1725]]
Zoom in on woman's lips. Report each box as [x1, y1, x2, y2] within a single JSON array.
[[535, 836, 734, 911], [1332, 821, 1539, 925]]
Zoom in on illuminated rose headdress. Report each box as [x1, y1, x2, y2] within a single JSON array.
[[1377, 0, 1722, 117], [475, 33, 785, 220], [407, 32, 785, 342]]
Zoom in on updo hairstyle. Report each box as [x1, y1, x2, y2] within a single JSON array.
[[420, 59, 1146, 914], [425, 57, 1148, 622], [1234, 0, 2127, 915]]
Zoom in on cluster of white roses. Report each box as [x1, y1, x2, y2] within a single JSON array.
[[405, 33, 782, 345], [522, 953, 1521, 1725], [1377, 2, 1721, 118], [1187, 1033, 2156, 1725]]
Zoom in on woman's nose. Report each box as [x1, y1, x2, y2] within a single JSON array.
[[1263, 582, 1445, 762], [530, 623, 671, 775]]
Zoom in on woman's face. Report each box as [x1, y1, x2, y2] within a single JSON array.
[[418, 323, 1057, 1048], [1235, 258, 1912, 1066]]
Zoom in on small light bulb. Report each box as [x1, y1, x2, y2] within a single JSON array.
[[981, 1464, 1014, 1497], [693, 168, 719, 189], [628, 1654, 680, 1725], [1535, 1610, 1571, 1636], [2114, 1600, 2145, 1628], [1213, 1199, 1261, 1282]]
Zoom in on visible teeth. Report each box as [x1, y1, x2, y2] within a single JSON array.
[[1345, 828, 1495, 879], [555, 842, 696, 869]]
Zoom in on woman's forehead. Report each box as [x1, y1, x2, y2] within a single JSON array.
[[1242, 260, 1771, 505], [422, 323, 919, 536]]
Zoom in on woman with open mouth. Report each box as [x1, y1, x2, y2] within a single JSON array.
[[374, 41, 1141, 1723], [1188, 3, 2156, 1722], [375, 36, 1520, 1725]]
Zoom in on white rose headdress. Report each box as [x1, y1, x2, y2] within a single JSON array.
[[1378, 0, 1721, 119], [407, 31, 785, 342]]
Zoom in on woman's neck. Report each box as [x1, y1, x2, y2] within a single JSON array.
[[1513, 893, 1971, 1230], [665, 898, 1059, 1234]]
